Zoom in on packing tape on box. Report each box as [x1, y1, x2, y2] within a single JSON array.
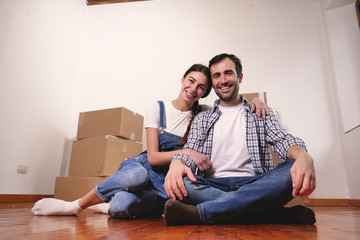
[[130, 132, 135, 141]]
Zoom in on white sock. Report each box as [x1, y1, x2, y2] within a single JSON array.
[[31, 198, 83, 216], [88, 203, 109, 214]]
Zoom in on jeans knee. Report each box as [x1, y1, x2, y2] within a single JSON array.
[[126, 166, 149, 191], [115, 162, 149, 191], [109, 192, 138, 219]]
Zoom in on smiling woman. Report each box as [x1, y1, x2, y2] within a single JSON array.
[[87, 0, 149, 5]]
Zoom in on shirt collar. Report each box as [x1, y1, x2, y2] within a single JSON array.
[[211, 95, 252, 113]]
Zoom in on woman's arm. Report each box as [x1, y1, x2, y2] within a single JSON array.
[[146, 127, 181, 166], [251, 97, 269, 119], [146, 127, 210, 168]]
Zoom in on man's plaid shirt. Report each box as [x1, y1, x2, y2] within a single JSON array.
[[173, 97, 307, 174]]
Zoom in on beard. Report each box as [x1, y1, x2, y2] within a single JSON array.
[[214, 82, 240, 102]]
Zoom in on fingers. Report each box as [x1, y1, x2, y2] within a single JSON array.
[[290, 166, 297, 196], [173, 176, 186, 200], [164, 177, 175, 200], [251, 101, 268, 120], [290, 165, 303, 197], [197, 159, 212, 172], [290, 165, 316, 197], [251, 104, 256, 113], [262, 105, 269, 119], [191, 152, 212, 172], [164, 166, 196, 201], [256, 107, 263, 120], [186, 168, 197, 183], [299, 173, 316, 196], [165, 175, 183, 200], [196, 162, 205, 172]]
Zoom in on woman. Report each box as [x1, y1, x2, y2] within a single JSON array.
[[32, 64, 267, 219]]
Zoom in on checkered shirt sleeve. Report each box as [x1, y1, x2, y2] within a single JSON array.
[[172, 110, 214, 172], [245, 104, 307, 173]]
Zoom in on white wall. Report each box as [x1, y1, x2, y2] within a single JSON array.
[[326, 3, 360, 132], [0, 0, 358, 199], [0, 0, 87, 194], [324, 1, 360, 199]]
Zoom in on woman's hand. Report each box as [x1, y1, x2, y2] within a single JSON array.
[[184, 149, 212, 172], [251, 97, 269, 119]]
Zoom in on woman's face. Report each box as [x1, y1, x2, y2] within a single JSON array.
[[181, 71, 208, 104]]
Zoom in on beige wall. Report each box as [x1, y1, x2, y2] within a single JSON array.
[[0, 0, 359, 199]]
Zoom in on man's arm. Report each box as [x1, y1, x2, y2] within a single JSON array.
[[164, 113, 209, 200], [265, 108, 307, 160], [164, 159, 196, 200], [287, 145, 316, 197], [264, 108, 316, 197]]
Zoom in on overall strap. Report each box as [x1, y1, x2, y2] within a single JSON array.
[[157, 101, 166, 128]]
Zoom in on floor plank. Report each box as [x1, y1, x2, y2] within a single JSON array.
[[0, 203, 359, 240]]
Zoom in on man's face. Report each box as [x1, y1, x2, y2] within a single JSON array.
[[210, 57, 242, 102]]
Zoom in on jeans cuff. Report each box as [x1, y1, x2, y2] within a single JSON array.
[[94, 184, 109, 203], [197, 204, 206, 223]]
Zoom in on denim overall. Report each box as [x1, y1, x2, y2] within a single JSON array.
[[94, 101, 182, 219]]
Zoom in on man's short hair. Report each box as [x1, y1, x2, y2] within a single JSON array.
[[209, 53, 242, 78]]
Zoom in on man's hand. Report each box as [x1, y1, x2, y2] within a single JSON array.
[[164, 159, 197, 200], [251, 97, 269, 119], [289, 147, 316, 197], [184, 149, 212, 172]]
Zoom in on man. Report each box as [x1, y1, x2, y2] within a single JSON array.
[[163, 53, 316, 226]]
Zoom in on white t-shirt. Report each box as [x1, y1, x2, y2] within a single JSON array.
[[145, 101, 192, 137], [206, 103, 255, 178]]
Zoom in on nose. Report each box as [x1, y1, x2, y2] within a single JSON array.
[[188, 82, 196, 90], [219, 74, 227, 84], [190, 84, 198, 94]]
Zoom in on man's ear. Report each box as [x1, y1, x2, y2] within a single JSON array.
[[238, 73, 243, 83]]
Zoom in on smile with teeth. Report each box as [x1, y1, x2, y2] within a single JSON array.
[[218, 84, 232, 92], [185, 90, 196, 98]]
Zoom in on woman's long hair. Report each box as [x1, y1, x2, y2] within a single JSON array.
[[178, 64, 211, 146]]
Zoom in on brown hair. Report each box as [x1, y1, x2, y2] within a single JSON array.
[[177, 64, 211, 146], [178, 101, 202, 146]]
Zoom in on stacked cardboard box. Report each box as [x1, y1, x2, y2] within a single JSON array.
[[54, 107, 144, 201]]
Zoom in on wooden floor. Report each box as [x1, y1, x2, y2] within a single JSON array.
[[0, 203, 359, 240]]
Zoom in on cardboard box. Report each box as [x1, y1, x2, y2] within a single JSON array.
[[54, 176, 108, 201], [77, 107, 144, 142], [69, 135, 143, 177], [242, 92, 267, 104]]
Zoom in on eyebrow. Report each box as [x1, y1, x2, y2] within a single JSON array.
[[189, 76, 206, 87], [224, 69, 234, 74]]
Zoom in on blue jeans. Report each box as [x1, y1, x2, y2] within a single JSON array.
[[95, 157, 164, 219], [183, 159, 295, 224], [94, 130, 182, 219]]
